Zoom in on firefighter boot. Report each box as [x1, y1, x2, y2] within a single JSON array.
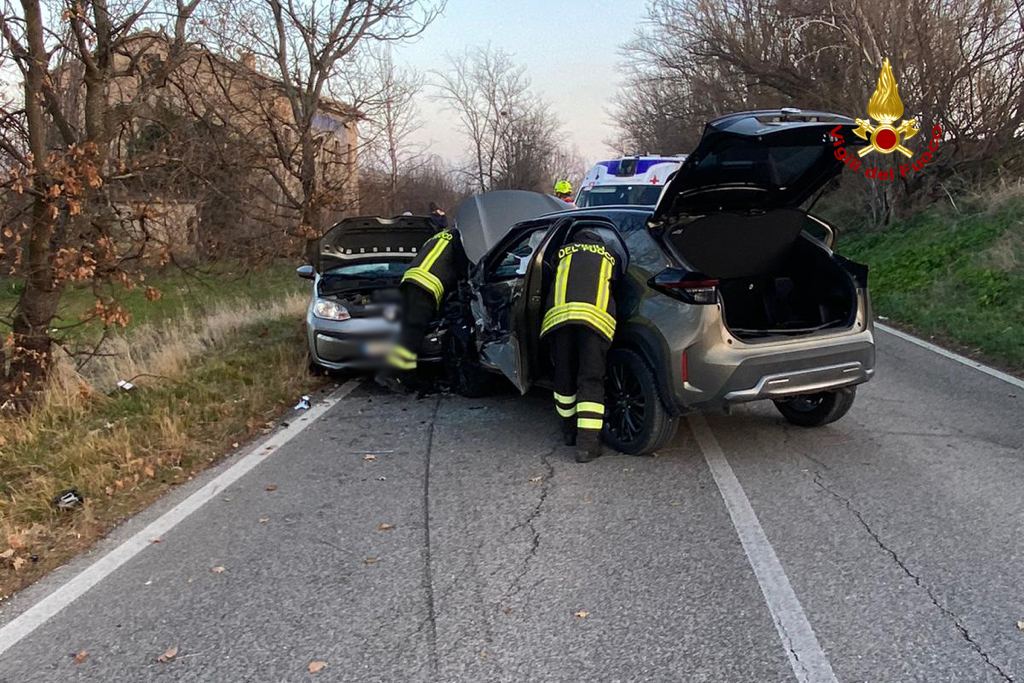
[[575, 430, 603, 463]]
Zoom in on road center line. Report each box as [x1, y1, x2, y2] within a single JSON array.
[[688, 414, 838, 683], [876, 322, 1024, 390], [0, 379, 362, 659]]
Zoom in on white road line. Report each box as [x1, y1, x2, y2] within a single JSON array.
[[688, 415, 838, 683], [876, 322, 1024, 390], [0, 379, 362, 658]]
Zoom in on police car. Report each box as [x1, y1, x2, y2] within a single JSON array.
[[575, 155, 687, 208]]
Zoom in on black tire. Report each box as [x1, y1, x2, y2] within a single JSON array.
[[773, 387, 857, 427], [604, 349, 679, 455]]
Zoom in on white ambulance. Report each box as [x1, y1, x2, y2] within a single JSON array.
[[575, 155, 687, 208]]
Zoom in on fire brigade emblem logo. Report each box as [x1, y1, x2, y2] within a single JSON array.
[[853, 58, 919, 158]]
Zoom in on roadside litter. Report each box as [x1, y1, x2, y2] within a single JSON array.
[[293, 395, 311, 410], [116, 379, 135, 392], [52, 488, 84, 510]]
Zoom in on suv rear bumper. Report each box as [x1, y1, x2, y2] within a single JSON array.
[[724, 360, 872, 402], [673, 329, 875, 412]]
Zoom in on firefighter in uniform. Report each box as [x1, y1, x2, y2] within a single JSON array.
[[378, 226, 467, 391], [553, 179, 574, 203], [539, 227, 622, 462]]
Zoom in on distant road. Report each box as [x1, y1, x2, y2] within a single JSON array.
[[1, 328, 1021, 682]]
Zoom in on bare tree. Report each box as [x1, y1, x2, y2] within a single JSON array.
[[354, 44, 426, 215], [434, 46, 565, 193], [615, 0, 1024, 220], [198, 0, 442, 238], [0, 0, 200, 404]]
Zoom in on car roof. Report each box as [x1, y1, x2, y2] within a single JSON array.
[[539, 205, 654, 220]]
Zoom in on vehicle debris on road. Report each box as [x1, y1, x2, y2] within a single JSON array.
[[52, 488, 84, 510]]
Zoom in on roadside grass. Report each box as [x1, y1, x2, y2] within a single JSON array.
[[839, 195, 1024, 372], [0, 291, 325, 599], [0, 261, 305, 343]]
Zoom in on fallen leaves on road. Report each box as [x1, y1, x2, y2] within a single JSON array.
[[574, 610, 590, 619], [308, 660, 327, 673], [210, 566, 225, 574], [364, 557, 379, 565], [157, 646, 178, 663], [259, 517, 270, 524], [264, 484, 278, 492], [377, 523, 394, 532], [1017, 620, 1024, 632], [72, 650, 89, 664], [528, 476, 543, 483], [11, 557, 26, 571], [363, 454, 377, 461]]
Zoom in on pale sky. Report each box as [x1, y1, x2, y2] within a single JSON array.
[[393, 0, 650, 166]]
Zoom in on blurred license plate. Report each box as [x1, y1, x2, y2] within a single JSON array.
[[364, 340, 393, 357]]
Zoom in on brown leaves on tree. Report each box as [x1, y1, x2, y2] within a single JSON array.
[[83, 299, 131, 328]]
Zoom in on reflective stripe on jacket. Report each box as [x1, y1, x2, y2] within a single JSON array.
[[401, 230, 464, 306], [540, 239, 619, 341]]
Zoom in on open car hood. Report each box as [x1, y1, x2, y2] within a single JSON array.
[[454, 190, 570, 264], [313, 215, 437, 272], [651, 110, 864, 221]]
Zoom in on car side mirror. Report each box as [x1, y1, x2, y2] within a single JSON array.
[[296, 264, 314, 280]]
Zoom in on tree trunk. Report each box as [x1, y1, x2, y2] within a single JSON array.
[[300, 131, 322, 237], [4, 0, 61, 407]]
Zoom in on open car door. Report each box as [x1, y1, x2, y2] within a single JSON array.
[[472, 215, 626, 394]]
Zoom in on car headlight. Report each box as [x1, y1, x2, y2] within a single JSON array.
[[313, 298, 351, 321]]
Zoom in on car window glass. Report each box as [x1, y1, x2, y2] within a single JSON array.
[[694, 141, 825, 188], [491, 229, 546, 279], [324, 261, 409, 279], [577, 185, 662, 207], [623, 224, 669, 272]]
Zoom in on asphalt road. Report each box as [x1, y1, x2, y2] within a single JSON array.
[[1, 328, 1022, 682]]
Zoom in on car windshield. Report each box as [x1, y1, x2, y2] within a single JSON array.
[[323, 261, 409, 279], [577, 184, 663, 207]]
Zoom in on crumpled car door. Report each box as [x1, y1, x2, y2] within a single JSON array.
[[473, 216, 623, 394], [470, 224, 553, 393]]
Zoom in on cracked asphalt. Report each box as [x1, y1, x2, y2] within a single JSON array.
[[1, 329, 1022, 682]]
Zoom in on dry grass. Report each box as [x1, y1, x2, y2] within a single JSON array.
[[0, 292, 323, 598], [978, 177, 1024, 212]]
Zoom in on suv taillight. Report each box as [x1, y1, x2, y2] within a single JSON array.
[[649, 268, 719, 305]]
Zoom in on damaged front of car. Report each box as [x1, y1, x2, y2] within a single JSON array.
[[300, 215, 441, 373]]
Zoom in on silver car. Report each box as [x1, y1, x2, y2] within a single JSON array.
[[431, 110, 875, 454], [298, 215, 441, 373]]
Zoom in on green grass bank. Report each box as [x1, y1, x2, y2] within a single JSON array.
[[838, 196, 1024, 373]]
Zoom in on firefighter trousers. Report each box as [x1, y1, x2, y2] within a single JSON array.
[[550, 325, 611, 440], [387, 283, 437, 371]]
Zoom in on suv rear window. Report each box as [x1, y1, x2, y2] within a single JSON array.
[[692, 142, 827, 189]]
